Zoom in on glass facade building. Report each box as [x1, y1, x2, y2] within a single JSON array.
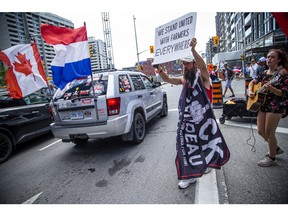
[[210, 12, 288, 66]]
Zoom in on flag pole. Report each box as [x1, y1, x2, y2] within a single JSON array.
[[32, 39, 57, 117], [84, 22, 99, 120]]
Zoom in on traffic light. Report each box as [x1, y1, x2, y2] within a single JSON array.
[[89, 45, 93, 58], [241, 54, 245, 60], [213, 36, 219, 46], [149, 45, 154, 54]]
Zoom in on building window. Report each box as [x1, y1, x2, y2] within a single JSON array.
[[257, 14, 261, 38], [253, 18, 256, 40]]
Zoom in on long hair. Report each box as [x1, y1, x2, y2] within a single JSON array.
[[269, 49, 288, 70]]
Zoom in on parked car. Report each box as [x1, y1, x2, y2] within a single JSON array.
[[0, 91, 52, 163], [50, 70, 168, 145]]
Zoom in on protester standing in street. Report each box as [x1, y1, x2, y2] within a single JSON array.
[[256, 56, 267, 76], [248, 58, 258, 78], [46, 83, 56, 97], [248, 49, 288, 167], [244, 63, 250, 78], [155, 37, 230, 189], [210, 65, 218, 81], [222, 63, 235, 97]]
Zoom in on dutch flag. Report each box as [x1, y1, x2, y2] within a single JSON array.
[[41, 24, 92, 89]]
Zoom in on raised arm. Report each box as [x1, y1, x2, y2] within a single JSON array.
[[190, 38, 211, 88], [157, 66, 184, 85]]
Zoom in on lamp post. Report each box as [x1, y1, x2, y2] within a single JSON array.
[[238, 40, 245, 73]]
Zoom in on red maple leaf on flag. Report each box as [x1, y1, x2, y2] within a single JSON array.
[[13, 52, 33, 76]]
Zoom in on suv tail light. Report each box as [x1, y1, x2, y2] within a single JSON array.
[[106, 97, 120, 116]]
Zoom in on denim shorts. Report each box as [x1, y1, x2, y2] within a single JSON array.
[[225, 79, 232, 88]]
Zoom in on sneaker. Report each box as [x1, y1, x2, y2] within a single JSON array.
[[204, 167, 212, 174], [258, 156, 277, 167], [229, 94, 235, 97], [265, 147, 284, 157], [178, 178, 196, 189]]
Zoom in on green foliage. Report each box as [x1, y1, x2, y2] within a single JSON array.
[[0, 64, 7, 87]]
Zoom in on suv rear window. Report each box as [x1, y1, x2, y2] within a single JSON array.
[[54, 77, 108, 101]]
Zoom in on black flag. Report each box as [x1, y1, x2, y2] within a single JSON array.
[[175, 79, 230, 179]]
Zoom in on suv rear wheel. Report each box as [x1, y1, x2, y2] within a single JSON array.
[[132, 112, 145, 144], [0, 133, 13, 164]]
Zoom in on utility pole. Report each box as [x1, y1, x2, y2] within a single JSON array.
[[133, 15, 140, 67]]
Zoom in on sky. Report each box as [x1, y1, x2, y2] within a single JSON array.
[[55, 11, 216, 69]]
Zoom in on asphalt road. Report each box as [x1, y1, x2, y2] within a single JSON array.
[[0, 78, 287, 207]]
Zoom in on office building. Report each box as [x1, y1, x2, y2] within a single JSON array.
[[213, 12, 288, 66], [88, 37, 109, 71], [0, 12, 74, 79]]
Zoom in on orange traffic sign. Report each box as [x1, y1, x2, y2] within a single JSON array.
[[208, 63, 214, 72]]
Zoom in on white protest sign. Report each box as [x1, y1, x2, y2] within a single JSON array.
[[152, 12, 197, 65]]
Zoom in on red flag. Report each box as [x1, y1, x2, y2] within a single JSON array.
[[41, 24, 88, 45], [272, 12, 288, 37], [0, 42, 48, 98]]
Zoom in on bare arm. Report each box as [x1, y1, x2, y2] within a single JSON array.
[[157, 67, 183, 85], [190, 38, 211, 88]]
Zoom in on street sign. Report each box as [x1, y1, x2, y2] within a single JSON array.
[[208, 63, 214, 71]]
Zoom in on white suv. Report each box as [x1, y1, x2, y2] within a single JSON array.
[[50, 70, 168, 145]]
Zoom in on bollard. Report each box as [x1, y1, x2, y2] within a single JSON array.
[[244, 78, 253, 99], [212, 80, 223, 109]]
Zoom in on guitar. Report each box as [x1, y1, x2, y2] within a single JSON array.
[[246, 75, 280, 112]]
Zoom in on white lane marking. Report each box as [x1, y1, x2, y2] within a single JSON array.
[[22, 192, 43, 204], [38, 139, 61, 151], [195, 169, 219, 204], [168, 108, 178, 112], [216, 119, 288, 134]]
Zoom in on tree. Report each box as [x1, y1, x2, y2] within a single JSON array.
[[0, 64, 6, 87]]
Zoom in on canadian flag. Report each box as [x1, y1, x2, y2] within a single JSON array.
[[0, 42, 48, 98]]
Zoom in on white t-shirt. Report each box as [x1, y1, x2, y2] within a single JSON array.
[[248, 63, 258, 78]]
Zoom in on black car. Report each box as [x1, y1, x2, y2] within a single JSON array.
[[0, 90, 52, 163]]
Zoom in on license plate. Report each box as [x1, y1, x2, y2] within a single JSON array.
[[70, 111, 84, 120]]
